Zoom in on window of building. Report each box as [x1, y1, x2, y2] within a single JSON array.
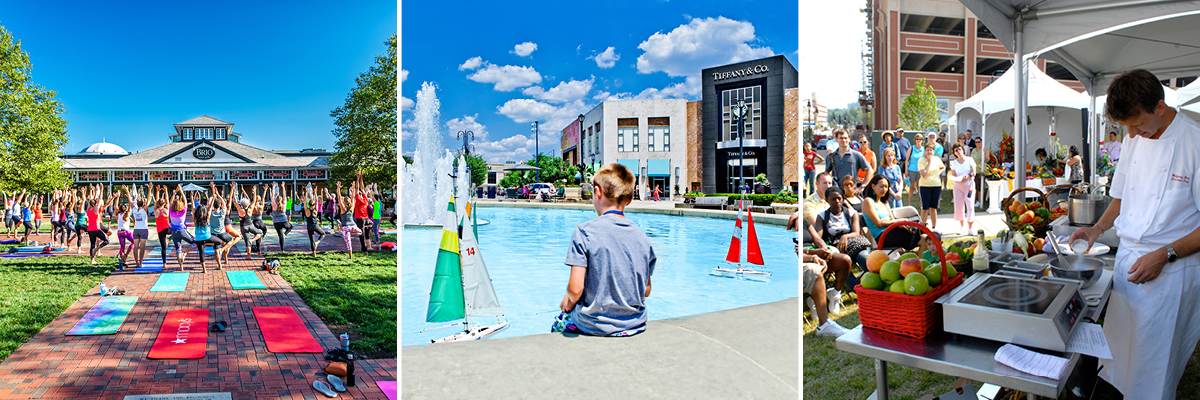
[[617, 130, 625, 151], [216, 128, 226, 140], [900, 14, 966, 36], [618, 118, 637, 152], [721, 86, 762, 142], [649, 117, 670, 152], [633, 129, 640, 152], [900, 53, 965, 73], [183, 128, 193, 140]]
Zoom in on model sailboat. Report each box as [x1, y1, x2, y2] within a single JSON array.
[[710, 199, 771, 280], [426, 196, 508, 343]]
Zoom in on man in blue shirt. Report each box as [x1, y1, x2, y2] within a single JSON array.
[[894, 129, 911, 186]]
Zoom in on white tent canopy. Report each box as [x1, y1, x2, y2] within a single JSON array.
[[955, 64, 1088, 117], [960, 0, 1200, 186], [1176, 80, 1200, 107]]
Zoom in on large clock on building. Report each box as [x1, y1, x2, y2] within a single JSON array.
[[193, 146, 215, 160]]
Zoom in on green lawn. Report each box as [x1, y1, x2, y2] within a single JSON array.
[[0, 255, 112, 362], [804, 299, 1200, 399], [275, 252, 396, 359]]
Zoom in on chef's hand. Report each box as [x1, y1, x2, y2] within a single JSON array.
[[1128, 248, 1169, 284], [1068, 225, 1102, 252]]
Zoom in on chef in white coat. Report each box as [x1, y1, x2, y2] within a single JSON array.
[[1070, 69, 1200, 399]]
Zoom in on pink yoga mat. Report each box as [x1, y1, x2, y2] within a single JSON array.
[[253, 306, 322, 353], [377, 380, 397, 400]]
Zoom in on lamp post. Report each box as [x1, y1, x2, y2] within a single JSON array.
[[734, 99, 749, 195], [576, 114, 585, 168], [531, 121, 541, 183], [456, 130, 474, 156]]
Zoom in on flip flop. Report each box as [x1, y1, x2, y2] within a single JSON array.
[[326, 374, 347, 392], [210, 321, 229, 332], [312, 380, 338, 398]]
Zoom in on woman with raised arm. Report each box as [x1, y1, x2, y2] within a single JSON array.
[[336, 181, 363, 259], [235, 184, 261, 259], [169, 184, 196, 270], [352, 171, 372, 253], [219, 183, 242, 263], [153, 184, 171, 265], [190, 186, 221, 272], [71, 189, 88, 254], [302, 184, 329, 255], [322, 187, 337, 231], [130, 185, 150, 269], [86, 185, 116, 265], [370, 183, 384, 249], [206, 182, 235, 266], [271, 182, 293, 252], [250, 185, 268, 256], [114, 187, 135, 269]]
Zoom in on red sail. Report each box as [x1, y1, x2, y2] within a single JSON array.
[[724, 211, 742, 264], [746, 208, 764, 265]]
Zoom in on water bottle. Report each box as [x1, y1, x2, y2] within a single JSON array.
[[99, 282, 108, 297], [339, 332, 350, 352], [345, 353, 356, 387]]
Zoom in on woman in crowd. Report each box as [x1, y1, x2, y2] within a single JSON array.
[[370, 184, 384, 247], [250, 185, 269, 256], [905, 133, 926, 204], [351, 172, 373, 253], [918, 141, 945, 230], [862, 175, 921, 250], [948, 144, 977, 234], [1066, 145, 1084, 184], [114, 188, 134, 268], [879, 148, 905, 208], [49, 192, 65, 248], [205, 182, 236, 266], [72, 190, 88, 254], [322, 188, 338, 231], [271, 182, 293, 252], [810, 187, 872, 280], [336, 181, 365, 259], [804, 142, 823, 195], [217, 184, 243, 263], [191, 189, 224, 272], [840, 175, 864, 213], [236, 184, 265, 258], [130, 186, 150, 269], [154, 184, 173, 265], [302, 184, 331, 255], [85, 185, 116, 265], [168, 184, 196, 270]]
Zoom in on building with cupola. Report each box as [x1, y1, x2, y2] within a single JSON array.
[[61, 115, 330, 187]]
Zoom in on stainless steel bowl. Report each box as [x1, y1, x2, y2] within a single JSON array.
[[1068, 194, 1111, 226], [1049, 257, 1104, 288]]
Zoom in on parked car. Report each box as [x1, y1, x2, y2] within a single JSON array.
[[528, 183, 556, 197]]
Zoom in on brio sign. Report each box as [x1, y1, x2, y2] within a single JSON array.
[[712, 64, 769, 81], [192, 146, 216, 160]]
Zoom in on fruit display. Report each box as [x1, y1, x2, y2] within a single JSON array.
[[860, 251, 954, 297], [1002, 188, 1053, 238]]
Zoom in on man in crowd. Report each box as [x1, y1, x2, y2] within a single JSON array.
[[825, 129, 871, 186]]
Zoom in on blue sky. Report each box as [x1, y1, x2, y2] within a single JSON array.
[[0, 0, 395, 153], [401, 0, 798, 163]]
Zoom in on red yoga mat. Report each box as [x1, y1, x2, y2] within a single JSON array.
[[253, 306, 323, 353], [148, 309, 208, 359]]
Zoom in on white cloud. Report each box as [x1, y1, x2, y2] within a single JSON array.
[[497, 98, 590, 143], [590, 46, 620, 69], [496, 99, 559, 123], [400, 118, 418, 142], [445, 114, 488, 138], [522, 86, 545, 96], [474, 134, 534, 163], [400, 69, 409, 82], [467, 62, 543, 91], [511, 41, 538, 57], [538, 77, 594, 104], [400, 96, 414, 110], [634, 75, 700, 100], [458, 56, 483, 71], [636, 16, 774, 78]]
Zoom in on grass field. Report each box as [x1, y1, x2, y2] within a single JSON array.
[[275, 252, 396, 359], [0, 255, 112, 362]]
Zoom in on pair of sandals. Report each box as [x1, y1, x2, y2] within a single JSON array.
[[312, 374, 348, 398], [101, 287, 126, 296]]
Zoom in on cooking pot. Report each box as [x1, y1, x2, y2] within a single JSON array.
[[1049, 256, 1104, 288], [1068, 184, 1111, 226]]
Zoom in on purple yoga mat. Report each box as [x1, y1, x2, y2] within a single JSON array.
[[377, 381, 397, 400], [1, 253, 53, 258]]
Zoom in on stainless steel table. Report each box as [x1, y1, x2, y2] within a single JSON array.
[[836, 269, 1113, 400]]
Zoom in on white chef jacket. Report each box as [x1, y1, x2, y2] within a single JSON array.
[[1102, 112, 1200, 399]]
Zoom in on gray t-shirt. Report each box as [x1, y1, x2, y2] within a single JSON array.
[[825, 150, 869, 183], [564, 214, 657, 336]]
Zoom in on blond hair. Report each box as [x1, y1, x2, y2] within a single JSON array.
[[594, 163, 635, 205]]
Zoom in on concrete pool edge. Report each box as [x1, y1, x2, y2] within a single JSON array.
[[474, 199, 794, 226], [401, 298, 799, 399]]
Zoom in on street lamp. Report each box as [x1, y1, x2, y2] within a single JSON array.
[[576, 114, 585, 168], [531, 121, 541, 183], [734, 99, 749, 195], [456, 130, 474, 156]]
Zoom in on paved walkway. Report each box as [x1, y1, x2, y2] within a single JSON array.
[[0, 226, 395, 399], [402, 298, 798, 400]]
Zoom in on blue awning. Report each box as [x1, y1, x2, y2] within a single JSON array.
[[647, 159, 670, 177], [617, 159, 640, 175]]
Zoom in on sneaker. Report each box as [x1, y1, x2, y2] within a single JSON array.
[[827, 289, 843, 314], [816, 320, 850, 338]]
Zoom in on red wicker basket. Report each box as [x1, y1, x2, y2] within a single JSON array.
[[854, 221, 964, 339]]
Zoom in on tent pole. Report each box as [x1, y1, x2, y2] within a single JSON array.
[[1089, 92, 1099, 187], [1014, 15, 1027, 199]]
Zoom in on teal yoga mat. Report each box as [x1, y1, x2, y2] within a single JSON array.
[[227, 271, 267, 290], [67, 296, 138, 335], [150, 272, 190, 292]]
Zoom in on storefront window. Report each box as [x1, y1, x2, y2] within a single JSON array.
[[721, 85, 763, 141]]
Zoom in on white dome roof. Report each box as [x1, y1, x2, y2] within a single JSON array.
[[79, 141, 129, 155]]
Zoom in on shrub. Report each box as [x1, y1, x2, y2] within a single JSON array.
[[704, 193, 777, 207]]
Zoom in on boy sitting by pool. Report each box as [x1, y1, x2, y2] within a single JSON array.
[[554, 163, 656, 337]]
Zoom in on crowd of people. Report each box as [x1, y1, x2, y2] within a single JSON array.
[[1, 171, 393, 271]]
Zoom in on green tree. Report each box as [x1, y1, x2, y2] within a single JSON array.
[[898, 79, 939, 132], [330, 36, 397, 186], [0, 25, 70, 192], [464, 153, 487, 187], [498, 170, 529, 188]]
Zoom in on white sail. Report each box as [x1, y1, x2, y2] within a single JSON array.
[[459, 202, 504, 322]]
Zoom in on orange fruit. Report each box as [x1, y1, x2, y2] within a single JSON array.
[[866, 250, 890, 273]]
